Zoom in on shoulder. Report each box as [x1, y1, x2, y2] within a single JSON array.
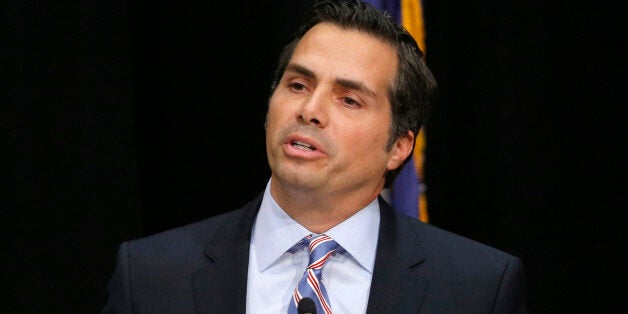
[[121, 193, 262, 263], [404, 212, 521, 265], [400, 212, 526, 293], [374, 199, 527, 311], [381, 197, 519, 265], [126, 210, 234, 254], [379, 198, 524, 279], [396, 214, 527, 311], [401, 213, 525, 287], [112, 209, 237, 276]]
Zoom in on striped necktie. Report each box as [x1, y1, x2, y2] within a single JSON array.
[[288, 234, 339, 314]]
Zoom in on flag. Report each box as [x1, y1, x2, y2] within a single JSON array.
[[365, 0, 429, 223]]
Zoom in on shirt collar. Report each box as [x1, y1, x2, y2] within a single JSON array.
[[252, 179, 380, 273]]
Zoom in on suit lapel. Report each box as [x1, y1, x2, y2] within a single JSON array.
[[190, 194, 429, 313], [366, 197, 430, 314], [192, 194, 262, 314]]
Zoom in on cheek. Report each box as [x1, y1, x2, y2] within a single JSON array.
[[345, 120, 390, 149], [336, 127, 388, 165], [265, 101, 282, 132], [265, 98, 293, 145], [267, 95, 291, 124], [337, 119, 393, 169]]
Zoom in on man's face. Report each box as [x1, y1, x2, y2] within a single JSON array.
[[266, 23, 411, 197]]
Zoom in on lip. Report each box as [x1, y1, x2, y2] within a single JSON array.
[[283, 134, 327, 159]]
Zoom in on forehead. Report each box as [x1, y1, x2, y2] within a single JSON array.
[[290, 23, 397, 97]]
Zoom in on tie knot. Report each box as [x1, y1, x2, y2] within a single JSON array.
[[304, 234, 338, 270]]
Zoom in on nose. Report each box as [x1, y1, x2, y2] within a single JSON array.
[[297, 89, 328, 128]]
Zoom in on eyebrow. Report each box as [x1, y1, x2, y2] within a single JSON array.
[[285, 64, 315, 79], [336, 78, 377, 98], [285, 63, 377, 98]]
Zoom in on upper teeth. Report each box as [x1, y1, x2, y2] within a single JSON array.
[[293, 141, 314, 150]]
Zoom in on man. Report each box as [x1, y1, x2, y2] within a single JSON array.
[[102, 0, 527, 313]]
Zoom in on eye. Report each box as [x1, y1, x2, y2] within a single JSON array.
[[342, 96, 361, 107], [288, 82, 307, 92]]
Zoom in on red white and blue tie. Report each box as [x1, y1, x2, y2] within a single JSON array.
[[288, 234, 339, 314]]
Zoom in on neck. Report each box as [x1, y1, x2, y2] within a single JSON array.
[[270, 178, 383, 233]]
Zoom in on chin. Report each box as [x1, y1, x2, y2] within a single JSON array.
[[275, 169, 323, 189]]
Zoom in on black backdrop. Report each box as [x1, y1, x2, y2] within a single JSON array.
[[3, 0, 623, 313]]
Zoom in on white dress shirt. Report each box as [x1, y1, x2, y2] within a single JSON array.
[[246, 179, 380, 314]]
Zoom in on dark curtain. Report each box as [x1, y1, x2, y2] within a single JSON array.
[[3, 0, 622, 313], [423, 1, 623, 313]]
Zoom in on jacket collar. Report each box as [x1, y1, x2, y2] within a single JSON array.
[[366, 196, 429, 314], [192, 194, 429, 314], [192, 193, 262, 314]]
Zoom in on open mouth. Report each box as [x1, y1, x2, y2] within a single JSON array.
[[292, 140, 316, 151]]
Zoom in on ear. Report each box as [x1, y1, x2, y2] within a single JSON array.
[[386, 130, 415, 171]]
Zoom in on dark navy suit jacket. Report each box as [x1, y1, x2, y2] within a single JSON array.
[[102, 193, 527, 313]]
